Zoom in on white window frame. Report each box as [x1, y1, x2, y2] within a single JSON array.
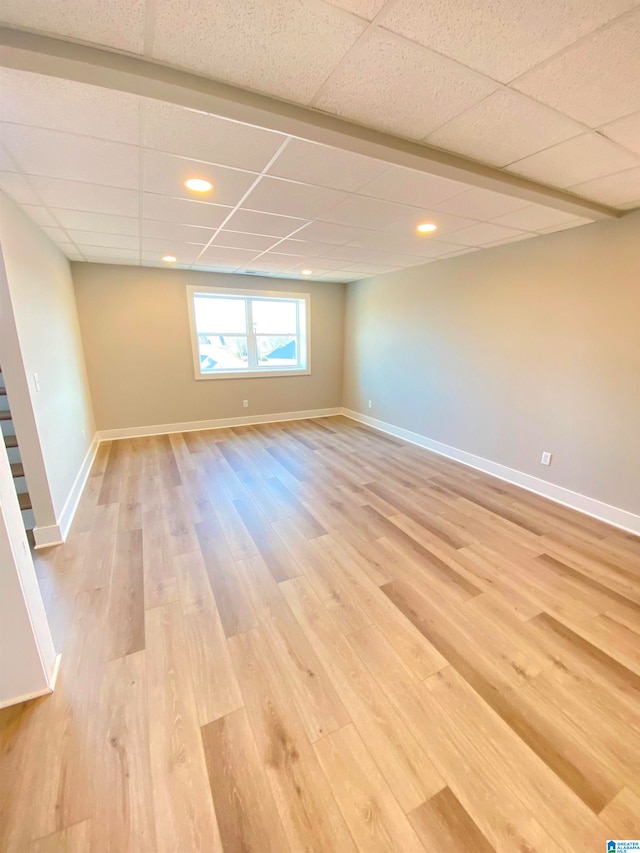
[[186, 284, 311, 380]]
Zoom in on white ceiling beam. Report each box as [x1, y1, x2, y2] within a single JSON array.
[[0, 27, 621, 221]]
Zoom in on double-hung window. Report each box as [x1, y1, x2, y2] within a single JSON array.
[[187, 285, 310, 379]]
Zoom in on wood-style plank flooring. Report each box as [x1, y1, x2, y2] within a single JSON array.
[[1, 415, 639, 851]]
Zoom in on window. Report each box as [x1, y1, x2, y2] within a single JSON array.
[[187, 286, 310, 379]]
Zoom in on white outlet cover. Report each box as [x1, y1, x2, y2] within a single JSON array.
[[541, 451, 552, 466]]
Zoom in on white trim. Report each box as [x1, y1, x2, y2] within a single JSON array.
[[0, 652, 61, 709], [97, 408, 341, 441], [33, 437, 99, 549], [341, 408, 640, 537]]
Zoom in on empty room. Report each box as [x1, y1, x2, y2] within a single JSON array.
[[0, 1, 639, 850]]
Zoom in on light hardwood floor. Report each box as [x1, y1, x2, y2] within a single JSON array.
[[1, 415, 639, 851]]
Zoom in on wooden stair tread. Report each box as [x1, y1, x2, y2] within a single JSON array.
[[11, 462, 24, 478], [0, 410, 13, 421], [18, 492, 32, 511], [3, 434, 18, 448]]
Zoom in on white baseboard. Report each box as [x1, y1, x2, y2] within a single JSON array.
[[96, 407, 342, 441], [0, 653, 62, 709], [33, 438, 99, 549], [342, 408, 640, 537]]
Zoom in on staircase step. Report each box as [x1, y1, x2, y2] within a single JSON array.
[[18, 492, 32, 511], [11, 462, 24, 478], [0, 411, 12, 422], [3, 434, 18, 449]]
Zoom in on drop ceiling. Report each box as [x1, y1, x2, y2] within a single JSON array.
[[0, 0, 639, 280]]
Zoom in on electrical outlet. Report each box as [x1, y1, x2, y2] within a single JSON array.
[[33, 372, 40, 392], [368, 400, 372, 409], [82, 428, 86, 440], [541, 451, 552, 466], [243, 400, 249, 408]]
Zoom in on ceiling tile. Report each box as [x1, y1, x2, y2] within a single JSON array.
[[483, 232, 537, 247], [358, 165, 466, 207], [513, 9, 640, 126], [426, 89, 584, 167], [83, 257, 139, 266], [29, 177, 139, 216], [538, 219, 595, 234], [41, 226, 72, 244], [287, 257, 354, 271], [191, 260, 241, 272], [223, 208, 308, 238], [211, 230, 278, 252], [292, 220, 376, 245], [66, 230, 139, 250], [322, 0, 387, 20], [141, 239, 202, 262], [324, 244, 421, 266], [569, 167, 640, 207], [267, 138, 388, 192], [379, 0, 637, 83], [1, 124, 139, 189], [142, 194, 231, 228], [0, 0, 146, 53], [143, 151, 257, 207], [314, 28, 498, 140], [241, 176, 347, 219], [242, 252, 300, 269], [491, 205, 592, 232], [20, 204, 59, 228], [53, 209, 139, 236], [0, 172, 41, 205], [79, 246, 141, 261], [152, 0, 366, 103], [349, 229, 463, 258], [343, 262, 397, 275], [270, 239, 339, 257], [141, 220, 214, 244], [430, 186, 530, 219], [507, 133, 640, 189], [236, 260, 290, 273], [600, 111, 640, 158], [0, 144, 17, 172], [321, 194, 414, 229], [0, 69, 140, 143], [143, 100, 285, 171], [445, 222, 529, 246], [198, 245, 259, 261], [380, 208, 477, 237]]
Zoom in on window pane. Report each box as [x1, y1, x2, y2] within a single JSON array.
[[252, 299, 297, 334], [256, 335, 297, 367], [194, 295, 246, 334], [198, 334, 248, 371]]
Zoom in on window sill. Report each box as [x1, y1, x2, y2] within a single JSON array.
[[195, 368, 311, 380]]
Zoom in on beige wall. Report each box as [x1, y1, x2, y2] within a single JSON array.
[[343, 209, 640, 516], [72, 264, 345, 431], [0, 192, 95, 531]]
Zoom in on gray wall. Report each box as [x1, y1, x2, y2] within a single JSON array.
[[72, 264, 345, 431], [343, 209, 640, 516], [0, 192, 95, 529]]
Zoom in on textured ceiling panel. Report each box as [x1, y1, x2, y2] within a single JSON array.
[[426, 89, 584, 167], [569, 167, 640, 208], [507, 133, 639, 188], [0, 69, 140, 143], [314, 28, 498, 140], [379, 0, 638, 83], [267, 138, 388, 192], [513, 9, 640, 127], [152, 0, 366, 103], [0, 0, 146, 52]]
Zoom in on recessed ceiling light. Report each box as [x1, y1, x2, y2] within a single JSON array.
[[162, 255, 177, 263], [417, 223, 437, 233], [301, 269, 313, 275], [185, 178, 213, 193]]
